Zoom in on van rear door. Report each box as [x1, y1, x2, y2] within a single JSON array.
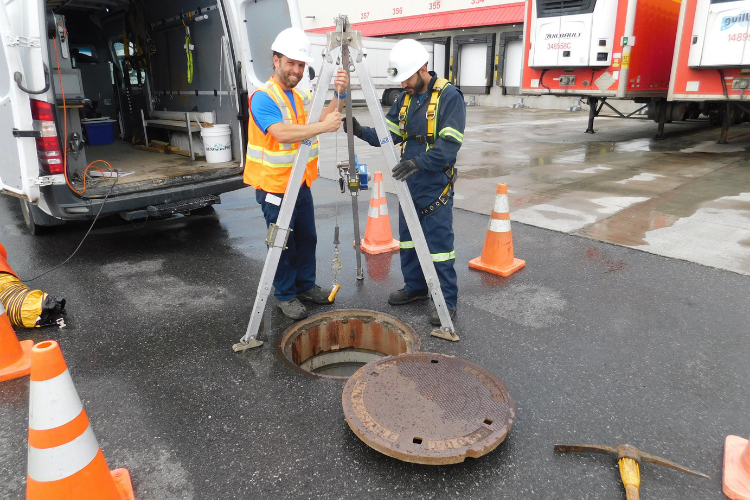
[[0, 0, 41, 203], [231, 0, 306, 91]]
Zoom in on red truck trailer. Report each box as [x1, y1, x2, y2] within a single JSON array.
[[521, 0, 683, 136], [668, 0, 750, 143]]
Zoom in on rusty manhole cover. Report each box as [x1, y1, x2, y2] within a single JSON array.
[[342, 353, 514, 464]]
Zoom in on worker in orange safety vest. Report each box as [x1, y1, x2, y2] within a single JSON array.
[[244, 27, 348, 320]]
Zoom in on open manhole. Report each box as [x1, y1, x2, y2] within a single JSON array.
[[276, 309, 421, 380]]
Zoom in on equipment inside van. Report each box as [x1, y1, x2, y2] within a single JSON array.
[[0, 0, 307, 233]]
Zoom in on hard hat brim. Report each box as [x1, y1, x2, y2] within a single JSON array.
[[274, 50, 314, 65]]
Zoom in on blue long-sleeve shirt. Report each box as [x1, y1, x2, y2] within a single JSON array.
[[360, 72, 466, 205]]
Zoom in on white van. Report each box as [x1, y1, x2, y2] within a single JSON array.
[[0, 0, 310, 233]]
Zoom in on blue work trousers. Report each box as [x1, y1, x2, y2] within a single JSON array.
[[255, 185, 317, 301], [398, 198, 458, 310]]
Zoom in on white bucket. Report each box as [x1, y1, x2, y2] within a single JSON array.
[[200, 124, 232, 163]]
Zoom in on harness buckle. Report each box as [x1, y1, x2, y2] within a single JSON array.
[[426, 111, 436, 120]]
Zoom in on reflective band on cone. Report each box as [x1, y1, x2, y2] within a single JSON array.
[[0, 302, 33, 382], [358, 172, 400, 255], [468, 183, 526, 277], [723, 435, 750, 500], [26, 340, 134, 500]]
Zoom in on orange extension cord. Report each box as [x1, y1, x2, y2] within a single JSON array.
[[53, 24, 114, 195]]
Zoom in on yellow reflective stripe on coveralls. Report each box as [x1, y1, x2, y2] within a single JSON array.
[[399, 241, 455, 261], [439, 127, 464, 143], [431, 250, 456, 262], [386, 118, 400, 135]]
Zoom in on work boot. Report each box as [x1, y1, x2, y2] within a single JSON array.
[[388, 288, 429, 306], [297, 285, 333, 305], [278, 297, 308, 320], [429, 306, 457, 326]]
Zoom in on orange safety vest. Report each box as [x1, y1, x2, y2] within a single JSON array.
[[244, 80, 319, 193]]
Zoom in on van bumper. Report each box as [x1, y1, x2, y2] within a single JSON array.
[[41, 174, 246, 220]]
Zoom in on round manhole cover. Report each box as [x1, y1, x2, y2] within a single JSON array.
[[342, 353, 515, 464]]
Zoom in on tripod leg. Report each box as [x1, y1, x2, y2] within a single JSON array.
[[233, 50, 340, 351]]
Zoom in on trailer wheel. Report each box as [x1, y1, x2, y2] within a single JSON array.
[[382, 88, 400, 106]]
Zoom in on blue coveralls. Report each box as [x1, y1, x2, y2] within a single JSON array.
[[360, 72, 466, 309]]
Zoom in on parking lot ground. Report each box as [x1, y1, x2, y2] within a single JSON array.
[[0, 107, 748, 499], [321, 107, 750, 275]]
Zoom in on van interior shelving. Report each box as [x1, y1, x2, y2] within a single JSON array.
[[43, 0, 243, 198]]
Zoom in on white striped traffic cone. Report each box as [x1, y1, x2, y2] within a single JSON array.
[[359, 171, 400, 254], [26, 340, 134, 500], [469, 183, 525, 277]]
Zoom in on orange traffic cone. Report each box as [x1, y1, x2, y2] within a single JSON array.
[[723, 435, 750, 500], [359, 172, 400, 255], [26, 340, 134, 500], [0, 301, 33, 382], [468, 183, 525, 277]]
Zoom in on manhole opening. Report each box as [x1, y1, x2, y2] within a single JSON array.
[[276, 309, 420, 381]]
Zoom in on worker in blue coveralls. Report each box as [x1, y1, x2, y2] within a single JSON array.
[[345, 38, 465, 325]]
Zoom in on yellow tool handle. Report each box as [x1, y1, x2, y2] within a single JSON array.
[[619, 457, 641, 500], [328, 284, 341, 302]]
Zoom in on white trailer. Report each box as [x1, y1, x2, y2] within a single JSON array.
[[307, 34, 442, 106]]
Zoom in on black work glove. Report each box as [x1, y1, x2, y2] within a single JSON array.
[[342, 116, 363, 139], [392, 158, 419, 181]]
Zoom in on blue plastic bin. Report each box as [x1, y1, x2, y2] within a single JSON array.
[[83, 121, 114, 146]]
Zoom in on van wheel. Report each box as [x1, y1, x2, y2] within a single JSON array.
[[19, 199, 61, 235]]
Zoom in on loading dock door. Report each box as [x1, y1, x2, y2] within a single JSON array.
[[459, 43, 488, 89], [503, 40, 523, 89], [434, 44, 446, 79]]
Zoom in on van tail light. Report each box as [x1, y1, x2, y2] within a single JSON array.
[[29, 99, 63, 175]]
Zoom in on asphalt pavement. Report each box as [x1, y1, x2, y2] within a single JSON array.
[[0, 172, 748, 499]]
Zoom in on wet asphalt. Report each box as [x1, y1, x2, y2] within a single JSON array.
[[0, 169, 749, 499]]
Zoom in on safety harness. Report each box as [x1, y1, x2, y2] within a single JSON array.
[[397, 77, 457, 217]]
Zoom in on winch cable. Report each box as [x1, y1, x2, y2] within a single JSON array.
[[329, 28, 346, 300]]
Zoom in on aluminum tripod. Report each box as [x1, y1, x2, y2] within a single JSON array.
[[232, 16, 457, 352]]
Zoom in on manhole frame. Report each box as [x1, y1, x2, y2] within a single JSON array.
[[276, 309, 421, 381]]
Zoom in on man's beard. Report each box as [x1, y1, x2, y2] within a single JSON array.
[[277, 66, 301, 88], [406, 73, 426, 95]]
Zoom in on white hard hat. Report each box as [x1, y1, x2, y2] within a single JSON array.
[[271, 27, 314, 64], [386, 39, 429, 83]]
